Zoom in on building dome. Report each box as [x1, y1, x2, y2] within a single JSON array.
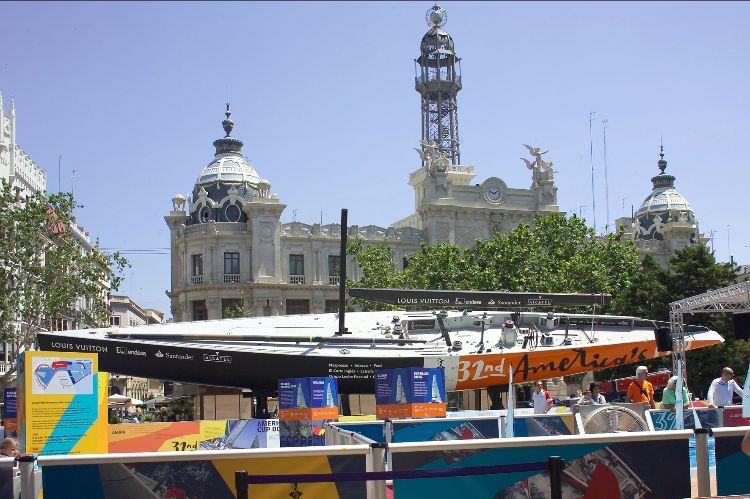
[[187, 105, 259, 225], [420, 27, 454, 54], [196, 154, 260, 187], [632, 147, 697, 241]]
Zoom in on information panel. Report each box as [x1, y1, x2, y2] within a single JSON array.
[[18, 351, 107, 455], [376, 367, 446, 419], [2, 388, 16, 434]]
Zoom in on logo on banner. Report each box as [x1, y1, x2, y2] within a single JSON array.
[[116, 347, 146, 356], [155, 350, 164, 358], [527, 299, 552, 306], [203, 352, 232, 364]]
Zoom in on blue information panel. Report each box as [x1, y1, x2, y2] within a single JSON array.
[[278, 378, 338, 409], [3, 388, 16, 419], [375, 368, 445, 404]]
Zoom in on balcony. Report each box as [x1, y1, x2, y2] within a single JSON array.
[[191, 276, 203, 285], [224, 274, 240, 284], [289, 275, 305, 285], [0, 362, 11, 375], [328, 276, 340, 285]]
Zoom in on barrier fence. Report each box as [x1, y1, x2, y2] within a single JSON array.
[[9, 426, 747, 499]]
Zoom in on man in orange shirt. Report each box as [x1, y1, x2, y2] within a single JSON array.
[[626, 366, 655, 409]]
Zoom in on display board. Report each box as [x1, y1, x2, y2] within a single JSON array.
[[375, 367, 446, 419], [109, 419, 280, 452], [18, 351, 107, 455], [42, 453, 367, 499], [511, 414, 576, 437], [392, 418, 500, 443], [715, 430, 750, 496], [722, 406, 750, 427], [391, 435, 690, 498], [647, 408, 720, 431], [2, 388, 16, 435], [278, 377, 338, 420], [278, 377, 338, 447]]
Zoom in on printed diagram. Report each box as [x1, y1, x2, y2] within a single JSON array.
[[32, 358, 94, 395]]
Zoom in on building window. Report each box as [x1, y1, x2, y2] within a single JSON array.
[[325, 299, 340, 314], [328, 255, 340, 276], [289, 254, 304, 276], [328, 255, 341, 284], [192, 254, 203, 276], [403, 256, 410, 270], [222, 298, 243, 319], [192, 300, 208, 321], [110, 316, 121, 326], [224, 252, 240, 275], [199, 206, 211, 223], [225, 204, 241, 223], [286, 299, 310, 315]]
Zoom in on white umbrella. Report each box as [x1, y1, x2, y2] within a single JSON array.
[[108, 394, 131, 407], [129, 398, 145, 406]]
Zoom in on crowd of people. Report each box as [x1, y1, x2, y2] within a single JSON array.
[[531, 364, 745, 414]]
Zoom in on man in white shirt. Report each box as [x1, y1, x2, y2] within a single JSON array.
[[707, 367, 744, 408], [532, 381, 553, 414]]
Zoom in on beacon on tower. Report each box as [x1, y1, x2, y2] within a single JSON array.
[[415, 4, 462, 165]]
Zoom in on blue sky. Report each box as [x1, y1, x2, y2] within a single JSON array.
[[2, 1, 748, 317]]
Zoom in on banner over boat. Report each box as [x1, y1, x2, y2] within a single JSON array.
[[349, 288, 612, 308]]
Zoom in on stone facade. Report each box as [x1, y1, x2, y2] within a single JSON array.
[[615, 148, 707, 267], [166, 9, 558, 323], [0, 91, 46, 197], [108, 295, 165, 399]]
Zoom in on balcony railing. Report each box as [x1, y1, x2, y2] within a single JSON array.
[[0, 362, 11, 374], [191, 275, 203, 285], [224, 274, 240, 284], [328, 276, 340, 285], [289, 275, 305, 285]]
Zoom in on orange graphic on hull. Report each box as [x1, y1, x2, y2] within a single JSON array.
[[454, 338, 721, 390]]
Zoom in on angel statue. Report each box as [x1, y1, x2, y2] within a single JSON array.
[[416, 140, 449, 174], [521, 144, 550, 187]]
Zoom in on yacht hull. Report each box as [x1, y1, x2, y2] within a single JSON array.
[[36, 326, 722, 393]]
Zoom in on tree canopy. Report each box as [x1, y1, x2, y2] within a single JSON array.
[[349, 212, 642, 308], [0, 180, 129, 359]]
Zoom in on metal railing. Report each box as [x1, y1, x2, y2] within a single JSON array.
[[328, 276, 339, 285], [191, 276, 203, 285], [289, 275, 305, 285], [224, 274, 240, 284]]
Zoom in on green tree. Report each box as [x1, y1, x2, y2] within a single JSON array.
[[349, 212, 642, 310], [0, 180, 129, 363]]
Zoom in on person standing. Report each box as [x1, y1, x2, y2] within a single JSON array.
[[590, 383, 607, 404], [532, 381, 553, 414], [661, 376, 689, 411], [626, 366, 656, 409], [707, 367, 744, 408]]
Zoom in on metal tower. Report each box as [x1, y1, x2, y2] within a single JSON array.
[[415, 4, 462, 165]]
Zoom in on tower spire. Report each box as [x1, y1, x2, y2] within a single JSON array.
[[651, 143, 675, 189], [415, 4, 462, 165], [213, 103, 243, 156]]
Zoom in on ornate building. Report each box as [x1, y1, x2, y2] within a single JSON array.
[[615, 147, 708, 267], [166, 5, 559, 322], [0, 91, 47, 197]]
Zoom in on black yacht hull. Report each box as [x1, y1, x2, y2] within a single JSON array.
[[36, 332, 421, 393]]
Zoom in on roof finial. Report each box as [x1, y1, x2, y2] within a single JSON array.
[[426, 4, 447, 28], [222, 102, 234, 137], [658, 141, 667, 174]]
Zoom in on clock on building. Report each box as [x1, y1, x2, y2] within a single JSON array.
[[481, 178, 507, 204]]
